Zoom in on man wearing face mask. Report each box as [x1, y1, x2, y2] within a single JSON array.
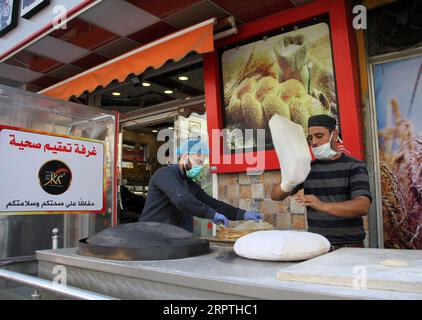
[[139, 138, 262, 230], [271, 115, 372, 249]]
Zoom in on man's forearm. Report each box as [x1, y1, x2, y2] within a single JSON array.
[[322, 197, 370, 218], [271, 184, 291, 201]]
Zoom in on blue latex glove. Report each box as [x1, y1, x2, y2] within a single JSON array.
[[212, 212, 229, 227], [244, 211, 263, 222]]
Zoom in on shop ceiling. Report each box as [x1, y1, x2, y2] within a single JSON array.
[[0, 0, 313, 107]]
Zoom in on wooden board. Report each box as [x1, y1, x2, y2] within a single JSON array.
[[277, 248, 422, 294]]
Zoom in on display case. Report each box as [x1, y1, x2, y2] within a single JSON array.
[[0, 85, 118, 257]]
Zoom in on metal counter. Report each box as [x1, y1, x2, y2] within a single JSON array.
[[36, 246, 422, 300]]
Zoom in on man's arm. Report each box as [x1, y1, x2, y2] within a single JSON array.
[[270, 172, 303, 201], [296, 161, 372, 218], [271, 184, 291, 201], [296, 195, 370, 218], [195, 187, 245, 221], [154, 169, 215, 219]]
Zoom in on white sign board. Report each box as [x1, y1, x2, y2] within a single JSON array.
[[0, 125, 105, 214]]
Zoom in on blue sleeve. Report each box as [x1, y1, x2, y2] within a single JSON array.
[[195, 186, 245, 221]]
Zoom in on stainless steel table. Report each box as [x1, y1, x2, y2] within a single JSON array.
[[36, 245, 422, 300]]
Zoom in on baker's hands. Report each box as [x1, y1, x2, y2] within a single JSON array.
[[244, 211, 263, 222], [296, 194, 327, 212], [212, 212, 229, 227]]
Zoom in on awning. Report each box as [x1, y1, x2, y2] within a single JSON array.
[[39, 19, 215, 100]]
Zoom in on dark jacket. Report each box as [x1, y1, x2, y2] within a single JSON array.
[[139, 165, 245, 227]]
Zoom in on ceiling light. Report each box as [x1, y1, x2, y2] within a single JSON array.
[[164, 90, 173, 94], [112, 92, 121, 96], [142, 82, 151, 87], [152, 130, 158, 133], [168, 127, 174, 130], [185, 97, 191, 100], [178, 76, 189, 81]]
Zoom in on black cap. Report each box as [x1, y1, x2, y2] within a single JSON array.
[[308, 114, 337, 131]]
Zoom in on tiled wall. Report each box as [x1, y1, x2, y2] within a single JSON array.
[[218, 170, 307, 230], [217, 170, 369, 236]]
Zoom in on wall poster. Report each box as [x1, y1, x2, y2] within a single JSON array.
[[372, 54, 422, 249], [221, 20, 340, 152]]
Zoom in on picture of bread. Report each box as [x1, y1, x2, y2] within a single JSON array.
[[302, 94, 325, 116], [289, 97, 310, 136], [231, 77, 257, 103], [225, 98, 243, 125], [308, 35, 336, 105], [224, 46, 277, 106], [277, 79, 307, 103], [255, 76, 279, 102], [221, 23, 339, 149], [241, 92, 266, 129], [262, 92, 291, 122], [274, 34, 309, 87]]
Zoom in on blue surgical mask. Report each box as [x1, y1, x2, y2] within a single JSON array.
[[186, 165, 204, 180], [312, 132, 339, 160], [184, 157, 204, 180]]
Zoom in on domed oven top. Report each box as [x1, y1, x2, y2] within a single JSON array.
[[78, 222, 210, 261]]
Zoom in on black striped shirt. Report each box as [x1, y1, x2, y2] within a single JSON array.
[[292, 154, 372, 244]]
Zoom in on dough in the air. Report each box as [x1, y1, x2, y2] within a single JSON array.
[[234, 230, 331, 261]]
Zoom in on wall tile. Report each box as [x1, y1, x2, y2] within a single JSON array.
[[276, 213, 291, 229], [251, 198, 262, 212], [261, 199, 280, 215], [239, 199, 251, 212], [289, 198, 305, 214], [238, 173, 251, 185], [291, 214, 306, 230], [226, 184, 239, 199], [239, 185, 251, 199], [218, 185, 227, 199], [251, 184, 264, 199]]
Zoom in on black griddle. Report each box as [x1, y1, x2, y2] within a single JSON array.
[[78, 222, 210, 261]]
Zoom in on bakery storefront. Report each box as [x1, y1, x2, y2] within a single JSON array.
[[40, 0, 367, 240]]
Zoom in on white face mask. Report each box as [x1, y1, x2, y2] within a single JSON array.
[[311, 132, 339, 160]]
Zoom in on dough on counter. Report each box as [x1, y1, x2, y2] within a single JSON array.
[[216, 220, 273, 241], [380, 259, 409, 268], [234, 230, 330, 261], [234, 220, 273, 231]]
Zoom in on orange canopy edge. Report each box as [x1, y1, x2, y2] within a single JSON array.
[[39, 19, 215, 100]]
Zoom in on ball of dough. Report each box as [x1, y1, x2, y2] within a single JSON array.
[[234, 230, 331, 261]]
